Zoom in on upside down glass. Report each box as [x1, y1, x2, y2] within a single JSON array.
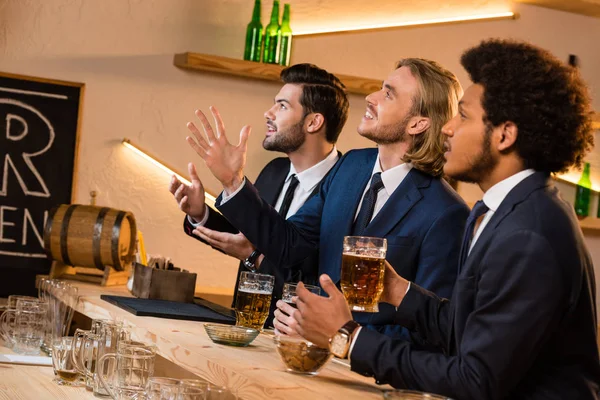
[[340, 236, 387, 312]]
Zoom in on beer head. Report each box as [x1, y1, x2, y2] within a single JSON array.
[[343, 236, 387, 259]]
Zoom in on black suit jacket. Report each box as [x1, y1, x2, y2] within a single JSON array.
[[350, 172, 600, 399], [184, 155, 338, 326]]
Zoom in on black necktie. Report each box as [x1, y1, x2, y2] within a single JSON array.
[[458, 200, 489, 270], [352, 173, 385, 235], [278, 174, 299, 219]]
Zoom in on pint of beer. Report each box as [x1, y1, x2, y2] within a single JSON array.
[[282, 283, 321, 309], [341, 236, 387, 312], [235, 272, 274, 330]]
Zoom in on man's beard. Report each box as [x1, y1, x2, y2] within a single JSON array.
[[450, 125, 497, 184], [358, 113, 412, 145], [263, 120, 306, 153]]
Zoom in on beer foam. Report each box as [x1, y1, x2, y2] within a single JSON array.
[[238, 288, 272, 295], [343, 251, 385, 258]]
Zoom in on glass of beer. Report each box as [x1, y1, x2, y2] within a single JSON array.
[[282, 283, 321, 309], [235, 272, 274, 330], [341, 236, 387, 312]]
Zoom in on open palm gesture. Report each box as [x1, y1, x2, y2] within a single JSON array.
[[186, 106, 251, 194]]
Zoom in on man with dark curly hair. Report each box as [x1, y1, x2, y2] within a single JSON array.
[[290, 39, 600, 399]]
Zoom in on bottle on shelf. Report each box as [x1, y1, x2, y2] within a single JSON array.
[[279, 4, 292, 66], [244, 0, 263, 62], [575, 162, 591, 217], [263, 0, 282, 64]]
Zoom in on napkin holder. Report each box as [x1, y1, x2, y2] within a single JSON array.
[[132, 263, 197, 303]]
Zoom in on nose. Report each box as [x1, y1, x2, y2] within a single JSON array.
[[365, 91, 376, 104], [264, 105, 275, 120], [442, 115, 458, 137]]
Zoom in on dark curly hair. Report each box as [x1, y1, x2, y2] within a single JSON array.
[[461, 39, 594, 173], [280, 63, 349, 144]]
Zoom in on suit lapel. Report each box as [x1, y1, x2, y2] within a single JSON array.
[[362, 168, 427, 238], [338, 152, 377, 237], [260, 162, 290, 206]]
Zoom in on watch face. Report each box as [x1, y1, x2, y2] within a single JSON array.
[[330, 332, 349, 357]]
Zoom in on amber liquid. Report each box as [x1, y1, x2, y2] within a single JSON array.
[[340, 253, 385, 312], [56, 369, 79, 382], [235, 289, 272, 330]]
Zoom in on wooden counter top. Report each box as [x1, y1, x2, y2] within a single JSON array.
[[74, 283, 391, 400]]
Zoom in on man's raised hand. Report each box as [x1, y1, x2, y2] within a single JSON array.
[[186, 106, 250, 194]]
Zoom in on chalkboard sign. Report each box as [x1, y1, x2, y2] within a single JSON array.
[[0, 72, 84, 297]]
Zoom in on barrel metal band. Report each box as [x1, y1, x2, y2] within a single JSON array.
[[60, 205, 77, 266], [93, 207, 111, 270], [43, 206, 59, 257], [111, 211, 127, 271]]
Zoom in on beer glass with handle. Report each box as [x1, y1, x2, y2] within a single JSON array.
[[234, 272, 274, 330], [341, 236, 387, 312]]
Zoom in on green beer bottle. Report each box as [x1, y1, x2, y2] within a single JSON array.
[[263, 0, 281, 64], [244, 0, 263, 62], [279, 4, 292, 66], [575, 162, 591, 217]]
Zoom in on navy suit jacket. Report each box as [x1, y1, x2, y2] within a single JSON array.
[[218, 148, 469, 337], [351, 172, 600, 399], [183, 156, 335, 326]]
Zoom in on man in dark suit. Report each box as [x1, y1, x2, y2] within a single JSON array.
[[291, 40, 600, 399], [185, 59, 469, 338], [169, 64, 349, 326]]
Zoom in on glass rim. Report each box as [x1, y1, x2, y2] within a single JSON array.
[[282, 282, 320, 290], [239, 271, 275, 280]]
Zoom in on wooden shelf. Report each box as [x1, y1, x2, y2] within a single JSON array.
[[579, 216, 600, 231], [173, 52, 381, 96]]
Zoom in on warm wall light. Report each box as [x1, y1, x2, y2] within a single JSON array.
[[294, 11, 516, 35], [122, 138, 218, 208]]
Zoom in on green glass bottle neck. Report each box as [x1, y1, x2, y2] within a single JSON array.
[[251, 0, 261, 21], [270, 1, 280, 22]]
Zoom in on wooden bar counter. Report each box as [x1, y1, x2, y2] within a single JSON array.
[[72, 282, 391, 400]]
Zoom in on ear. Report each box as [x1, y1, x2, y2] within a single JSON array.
[[497, 121, 518, 151], [406, 116, 431, 136], [305, 113, 325, 134]]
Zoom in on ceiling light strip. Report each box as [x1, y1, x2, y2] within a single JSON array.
[[294, 11, 516, 36]]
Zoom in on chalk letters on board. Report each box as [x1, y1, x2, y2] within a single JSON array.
[[0, 72, 83, 296]]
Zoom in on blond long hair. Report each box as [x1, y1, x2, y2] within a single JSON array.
[[398, 59, 463, 177]]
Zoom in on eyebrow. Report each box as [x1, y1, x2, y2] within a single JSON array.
[[275, 98, 291, 106], [383, 83, 397, 96]]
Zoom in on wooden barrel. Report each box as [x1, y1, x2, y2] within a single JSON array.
[[43, 205, 137, 271]]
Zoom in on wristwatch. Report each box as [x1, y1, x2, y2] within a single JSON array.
[[242, 250, 261, 272], [329, 320, 361, 359]]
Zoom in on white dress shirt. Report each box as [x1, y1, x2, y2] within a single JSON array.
[[354, 155, 413, 223], [193, 147, 339, 226], [469, 169, 536, 253], [273, 147, 340, 219]]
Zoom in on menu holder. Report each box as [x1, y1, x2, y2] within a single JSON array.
[[132, 263, 197, 303]]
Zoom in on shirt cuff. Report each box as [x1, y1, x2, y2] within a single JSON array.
[[347, 326, 362, 361], [187, 205, 210, 227], [219, 178, 247, 205]]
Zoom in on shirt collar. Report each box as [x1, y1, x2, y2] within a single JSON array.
[[287, 147, 340, 192], [371, 153, 413, 196], [482, 169, 536, 212]]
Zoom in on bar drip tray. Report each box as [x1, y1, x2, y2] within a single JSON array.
[[100, 295, 236, 324]]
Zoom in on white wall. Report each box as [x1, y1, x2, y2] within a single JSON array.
[[1, 1, 599, 301]]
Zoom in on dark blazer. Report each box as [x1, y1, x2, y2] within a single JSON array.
[[184, 155, 337, 326], [351, 172, 600, 400], [218, 148, 469, 337]]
